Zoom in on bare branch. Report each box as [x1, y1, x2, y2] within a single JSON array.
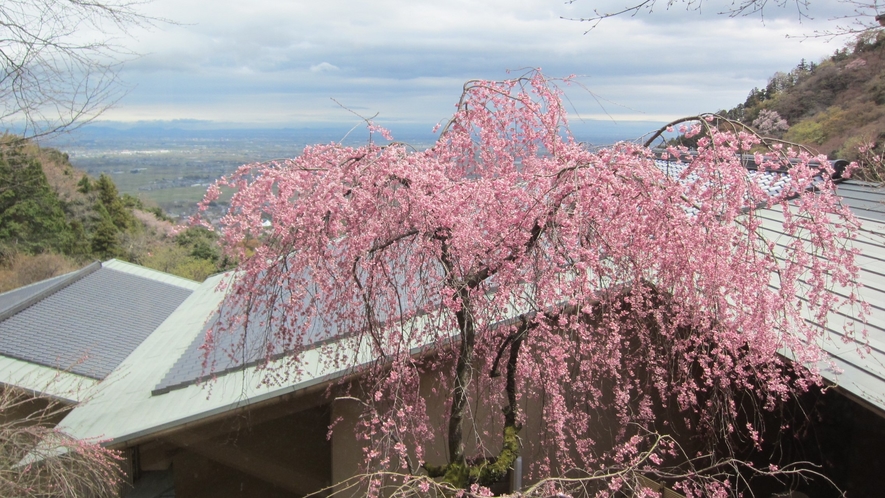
[[564, 0, 869, 36], [0, 0, 165, 143], [0, 386, 122, 497]]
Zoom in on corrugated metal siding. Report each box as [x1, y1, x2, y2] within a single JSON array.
[[754, 181, 885, 414]]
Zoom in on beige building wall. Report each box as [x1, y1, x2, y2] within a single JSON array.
[[330, 359, 549, 494]]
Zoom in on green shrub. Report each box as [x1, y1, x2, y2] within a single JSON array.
[[785, 120, 826, 145]]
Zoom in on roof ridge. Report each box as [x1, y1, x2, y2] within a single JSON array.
[[0, 261, 102, 323], [102, 259, 201, 290]]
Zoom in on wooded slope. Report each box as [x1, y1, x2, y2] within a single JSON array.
[[0, 140, 229, 292], [721, 31, 885, 179]]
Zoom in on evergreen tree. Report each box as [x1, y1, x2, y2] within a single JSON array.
[[90, 216, 120, 259], [77, 174, 92, 194], [95, 173, 133, 230], [0, 145, 72, 253]]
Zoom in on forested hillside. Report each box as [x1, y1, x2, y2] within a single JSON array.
[[720, 31, 885, 180], [0, 139, 230, 292]]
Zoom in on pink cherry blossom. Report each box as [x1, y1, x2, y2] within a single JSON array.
[[199, 70, 864, 495]]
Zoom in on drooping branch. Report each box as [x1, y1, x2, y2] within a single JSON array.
[[642, 113, 815, 155], [203, 71, 865, 496]]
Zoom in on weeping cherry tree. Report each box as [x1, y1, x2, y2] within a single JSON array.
[[197, 71, 864, 497]]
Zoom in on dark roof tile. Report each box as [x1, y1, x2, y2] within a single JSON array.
[[0, 263, 195, 380]]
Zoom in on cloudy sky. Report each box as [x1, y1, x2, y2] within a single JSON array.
[[100, 0, 857, 135]]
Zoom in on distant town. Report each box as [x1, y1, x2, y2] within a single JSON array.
[[45, 121, 655, 222]]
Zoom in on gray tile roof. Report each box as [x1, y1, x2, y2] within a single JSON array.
[[54, 272, 349, 447], [0, 263, 99, 321], [0, 261, 197, 380], [654, 157, 815, 199], [153, 290, 345, 395], [151, 311, 235, 394]]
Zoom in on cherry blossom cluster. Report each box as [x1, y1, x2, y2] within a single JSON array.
[[751, 109, 789, 136], [198, 70, 864, 496]]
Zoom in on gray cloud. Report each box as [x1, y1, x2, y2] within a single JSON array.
[[108, 0, 848, 126]]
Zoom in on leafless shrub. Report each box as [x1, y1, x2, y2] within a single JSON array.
[[0, 386, 122, 498]]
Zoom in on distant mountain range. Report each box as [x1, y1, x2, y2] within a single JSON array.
[[46, 118, 667, 150]]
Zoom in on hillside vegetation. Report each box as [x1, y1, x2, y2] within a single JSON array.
[[0, 139, 230, 292], [8, 34, 885, 291], [720, 31, 885, 180]]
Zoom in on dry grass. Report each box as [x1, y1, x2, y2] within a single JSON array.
[[0, 252, 82, 294]]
